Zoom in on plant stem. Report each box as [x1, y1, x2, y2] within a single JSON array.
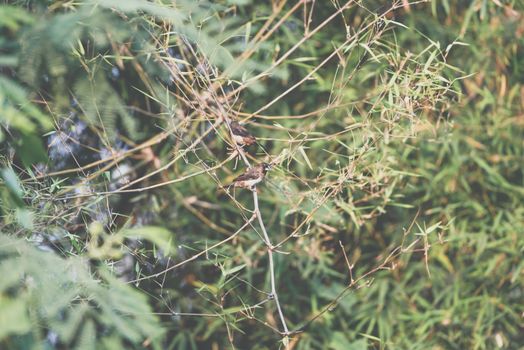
[[252, 189, 289, 334]]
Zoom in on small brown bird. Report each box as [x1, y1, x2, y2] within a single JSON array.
[[230, 121, 257, 147], [231, 162, 271, 189]]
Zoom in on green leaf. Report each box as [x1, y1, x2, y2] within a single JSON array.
[[222, 264, 246, 277], [0, 235, 165, 348], [1, 167, 23, 199], [298, 146, 313, 170], [330, 332, 368, 350], [0, 6, 33, 30], [121, 226, 175, 255], [15, 133, 48, 168], [0, 297, 31, 338], [95, 0, 185, 25], [0, 77, 53, 130], [15, 209, 34, 230]]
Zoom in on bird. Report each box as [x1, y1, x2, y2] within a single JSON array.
[[231, 162, 271, 189], [229, 120, 257, 147]]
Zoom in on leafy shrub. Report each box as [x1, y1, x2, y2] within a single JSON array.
[[0, 1, 522, 349]]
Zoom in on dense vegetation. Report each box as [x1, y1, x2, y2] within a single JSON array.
[[0, 0, 522, 349]]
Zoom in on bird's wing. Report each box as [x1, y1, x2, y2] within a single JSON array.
[[231, 123, 252, 137], [233, 167, 258, 182]]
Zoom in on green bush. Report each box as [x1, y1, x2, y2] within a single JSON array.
[[0, 1, 522, 349]]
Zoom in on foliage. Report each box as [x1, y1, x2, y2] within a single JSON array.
[[0, 234, 164, 349], [0, 0, 523, 349]]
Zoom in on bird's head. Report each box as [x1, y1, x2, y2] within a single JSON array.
[[261, 162, 272, 173]]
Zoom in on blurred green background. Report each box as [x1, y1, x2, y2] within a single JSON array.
[[0, 0, 523, 349]]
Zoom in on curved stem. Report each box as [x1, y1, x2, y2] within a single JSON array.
[[253, 189, 289, 334]]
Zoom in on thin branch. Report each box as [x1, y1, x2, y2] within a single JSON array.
[[128, 214, 256, 284], [252, 189, 289, 334]]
